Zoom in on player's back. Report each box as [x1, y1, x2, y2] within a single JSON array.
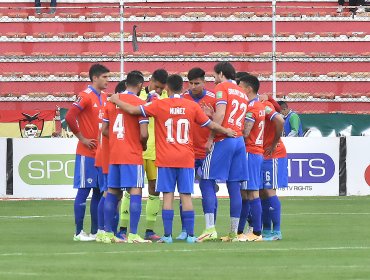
[[214, 81, 248, 142], [262, 100, 286, 159], [73, 87, 107, 157], [148, 97, 210, 168], [182, 90, 216, 159], [104, 92, 147, 165], [245, 98, 266, 155]]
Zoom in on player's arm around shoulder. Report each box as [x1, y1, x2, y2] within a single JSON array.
[[109, 93, 142, 115]]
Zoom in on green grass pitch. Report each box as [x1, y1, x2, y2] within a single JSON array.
[[1, 197, 370, 280]]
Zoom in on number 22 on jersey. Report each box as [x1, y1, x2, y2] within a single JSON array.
[[228, 99, 247, 128]]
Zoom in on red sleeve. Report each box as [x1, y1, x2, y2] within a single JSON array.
[[264, 102, 278, 121], [103, 104, 110, 123], [195, 104, 211, 127], [65, 106, 81, 134], [214, 84, 227, 106], [138, 99, 149, 124], [267, 96, 281, 113], [73, 93, 90, 111], [141, 99, 159, 117]]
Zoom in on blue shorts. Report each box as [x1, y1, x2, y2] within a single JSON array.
[[241, 153, 263, 191], [156, 167, 195, 194], [97, 167, 108, 192], [108, 164, 144, 189], [262, 157, 288, 189], [73, 154, 99, 189], [202, 137, 248, 182]]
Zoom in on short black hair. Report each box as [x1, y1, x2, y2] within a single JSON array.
[[166, 74, 183, 93], [235, 71, 249, 85], [239, 74, 260, 93], [277, 101, 288, 109], [126, 71, 144, 87], [151, 69, 168, 84], [115, 80, 127, 93], [214, 62, 236, 80], [89, 64, 110, 82], [187, 67, 205, 81]]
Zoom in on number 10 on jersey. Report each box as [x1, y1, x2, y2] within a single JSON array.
[[165, 118, 190, 144]]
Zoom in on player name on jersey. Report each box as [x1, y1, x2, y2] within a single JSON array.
[[169, 107, 186, 115]]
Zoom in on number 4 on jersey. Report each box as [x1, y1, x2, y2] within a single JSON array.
[[113, 113, 125, 139]]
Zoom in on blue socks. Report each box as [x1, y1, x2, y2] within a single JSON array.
[[179, 201, 186, 231], [238, 199, 250, 234], [268, 195, 281, 231], [97, 196, 105, 231], [261, 198, 271, 231], [104, 192, 119, 233], [182, 210, 195, 236], [113, 210, 120, 234], [199, 179, 217, 215], [90, 188, 102, 234], [162, 209, 174, 236], [74, 188, 90, 235], [226, 181, 242, 218], [249, 198, 262, 234], [129, 194, 142, 234]]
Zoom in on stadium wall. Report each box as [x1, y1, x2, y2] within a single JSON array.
[[0, 137, 369, 198]]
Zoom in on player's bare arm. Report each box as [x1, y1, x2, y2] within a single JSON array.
[[243, 121, 254, 138], [207, 121, 237, 138], [213, 103, 226, 125], [265, 114, 284, 156], [140, 123, 149, 151], [110, 93, 142, 115], [102, 122, 109, 138]]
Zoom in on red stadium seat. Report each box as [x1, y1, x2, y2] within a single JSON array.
[[310, 52, 334, 57], [232, 52, 256, 57], [135, 12, 157, 17], [243, 32, 265, 38], [31, 52, 53, 57], [29, 72, 51, 77], [295, 32, 317, 38], [108, 32, 130, 38], [56, 52, 78, 57], [233, 12, 255, 18], [255, 12, 273, 17], [350, 72, 370, 78], [322, 92, 336, 99], [185, 12, 207, 18], [160, 32, 181, 38], [7, 12, 28, 18], [346, 32, 367, 38], [83, 32, 105, 39], [319, 32, 341, 38], [306, 11, 328, 17], [53, 92, 75, 98], [4, 52, 26, 56], [2, 72, 23, 78], [283, 52, 308, 57], [109, 12, 131, 18], [85, 12, 106, 18], [54, 72, 78, 77], [136, 32, 155, 38], [134, 51, 155, 57], [158, 51, 181, 56], [279, 11, 301, 17], [107, 52, 120, 57], [79, 72, 89, 78], [277, 32, 292, 37], [276, 72, 295, 78], [33, 32, 54, 38], [161, 12, 183, 18], [184, 32, 206, 38], [335, 52, 356, 57], [326, 72, 348, 78], [59, 13, 80, 18], [81, 52, 103, 57], [299, 72, 321, 77], [208, 51, 231, 56], [183, 52, 206, 56], [27, 92, 50, 98], [6, 32, 27, 38], [312, 92, 323, 98], [0, 92, 22, 97], [57, 32, 79, 38], [210, 11, 232, 18], [213, 32, 234, 38]]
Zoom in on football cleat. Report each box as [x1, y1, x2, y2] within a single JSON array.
[[95, 230, 106, 243], [196, 227, 218, 242], [237, 233, 248, 242], [73, 230, 96, 242], [157, 235, 173, 244], [245, 232, 263, 242], [128, 233, 152, 243], [102, 232, 126, 244], [186, 236, 198, 243], [220, 233, 239, 242], [176, 231, 188, 240], [144, 231, 161, 241], [263, 231, 282, 241]]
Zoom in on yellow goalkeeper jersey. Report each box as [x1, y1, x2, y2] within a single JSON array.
[[139, 87, 168, 160]]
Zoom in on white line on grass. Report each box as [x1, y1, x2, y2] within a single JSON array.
[[0, 271, 40, 276], [1, 246, 370, 257]]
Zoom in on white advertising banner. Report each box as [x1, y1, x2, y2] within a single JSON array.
[[13, 138, 79, 198], [10, 137, 342, 198], [277, 137, 340, 196], [346, 136, 370, 196], [0, 138, 7, 196]]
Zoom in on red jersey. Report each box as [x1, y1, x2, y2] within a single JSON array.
[[245, 98, 266, 155], [262, 100, 287, 159], [95, 119, 110, 174], [141, 95, 211, 168], [214, 81, 248, 142], [103, 92, 148, 165], [182, 90, 216, 159], [73, 86, 107, 158]]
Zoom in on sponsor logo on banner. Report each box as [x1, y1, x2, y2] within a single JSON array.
[[287, 153, 335, 183], [19, 154, 75, 185]]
